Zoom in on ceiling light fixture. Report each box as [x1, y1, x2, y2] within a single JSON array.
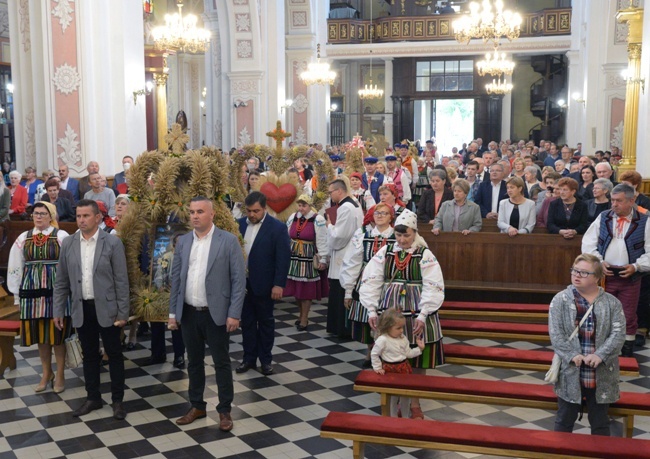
[[152, 0, 210, 53]]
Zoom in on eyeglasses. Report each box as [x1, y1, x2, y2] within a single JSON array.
[[570, 268, 595, 278], [32, 211, 50, 218], [374, 211, 390, 217]]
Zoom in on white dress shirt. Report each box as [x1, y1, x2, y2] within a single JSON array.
[[60, 177, 69, 190], [81, 228, 100, 300], [184, 224, 215, 307], [491, 182, 501, 213], [244, 214, 266, 257]]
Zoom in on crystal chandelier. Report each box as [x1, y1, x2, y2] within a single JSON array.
[[152, 0, 211, 54], [476, 47, 515, 77], [299, 44, 337, 86], [358, 1, 383, 100], [359, 51, 384, 100], [485, 75, 513, 95], [452, 0, 522, 47]]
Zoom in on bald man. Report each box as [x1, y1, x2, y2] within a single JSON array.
[[78, 161, 100, 198]]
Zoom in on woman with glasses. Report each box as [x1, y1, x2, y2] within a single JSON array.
[[284, 194, 329, 331], [584, 178, 612, 224], [377, 184, 406, 219], [431, 179, 481, 235], [340, 202, 395, 367], [549, 253, 625, 436], [8, 202, 70, 394]]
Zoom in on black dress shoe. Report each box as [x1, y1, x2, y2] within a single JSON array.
[[260, 364, 274, 376], [622, 340, 635, 357], [112, 402, 127, 420], [173, 356, 186, 369], [635, 334, 646, 348], [143, 356, 166, 366], [72, 400, 103, 417], [236, 361, 255, 373]]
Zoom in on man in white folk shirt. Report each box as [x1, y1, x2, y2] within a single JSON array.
[[582, 184, 650, 357], [326, 179, 364, 338]]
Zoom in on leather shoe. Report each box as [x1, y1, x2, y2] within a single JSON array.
[[235, 361, 255, 374], [219, 412, 233, 432], [260, 364, 274, 376], [635, 334, 646, 347], [173, 356, 185, 369], [176, 407, 207, 425], [72, 400, 103, 417], [112, 402, 127, 420]]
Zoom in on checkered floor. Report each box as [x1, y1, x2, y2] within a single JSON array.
[[2, 300, 650, 459]]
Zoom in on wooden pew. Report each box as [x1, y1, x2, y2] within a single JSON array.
[[320, 412, 650, 459], [439, 301, 548, 323], [354, 372, 649, 438], [444, 344, 640, 377], [419, 224, 582, 303], [0, 320, 20, 376]]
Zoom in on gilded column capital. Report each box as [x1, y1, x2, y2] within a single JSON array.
[[616, 7, 644, 44], [154, 73, 169, 86], [628, 42, 642, 60]]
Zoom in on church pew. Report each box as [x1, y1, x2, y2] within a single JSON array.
[[320, 412, 650, 459], [440, 319, 550, 342], [354, 372, 649, 438], [439, 301, 548, 323], [0, 320, 20, 376], [419, 226, 581, 303], [444, 344, 640, 377]]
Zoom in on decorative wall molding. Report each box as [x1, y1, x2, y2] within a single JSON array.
[[237, 39, 253, 59], [294, 125, 307, 145], [238, 126, 251, 147], [606, 73, 627, 89], [292, 11, 307, 28], [53, 63, 81, 95], [57, 123, 81, 165], [231, 79, 259, 95], [192, 119, 200, 147], [18, 0, 30, 52], [0, 2, 9, 39], [213, 119, 222, 147], [292, 93, 308, 113], [235, 13, 251, 32], [52, 0, 74, 33], [293, 59, 307, 76], [233, 0, 249, 5], [24, 111, 35, 167]]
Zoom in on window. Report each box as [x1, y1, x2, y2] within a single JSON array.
[[416, 59, 473, 92]]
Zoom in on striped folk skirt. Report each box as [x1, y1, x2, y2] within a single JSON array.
[[21, 317, 72, 347]]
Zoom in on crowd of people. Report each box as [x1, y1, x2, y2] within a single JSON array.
[[5, 136, 648, 438]]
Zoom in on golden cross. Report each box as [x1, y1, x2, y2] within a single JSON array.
[[164, 123, 190, 155], [266, 120, 291, 151]]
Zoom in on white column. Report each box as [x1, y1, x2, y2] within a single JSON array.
[[204, 9, 226, 149], [565, 50, 586, 148], [636, 7, 650, 177], [261, 0, 286, 136], [500, 74, 512, 141], [383, 58, 394, 146]]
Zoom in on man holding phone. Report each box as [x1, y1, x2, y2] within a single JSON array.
[[582, 184, 650, 357]]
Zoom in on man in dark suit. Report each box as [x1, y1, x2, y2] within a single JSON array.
[[112, 155, 134, 196], [474, 163, 508, 218], [236, 191, 291, 376], [53, 199, 130, 420], [58, 164, 80, 202], [78, 161, 99, 198], [168, 196, 246, 431]]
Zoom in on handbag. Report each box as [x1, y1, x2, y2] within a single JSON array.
[[545, 302, 594, 384], [65, 332, 84, 369]]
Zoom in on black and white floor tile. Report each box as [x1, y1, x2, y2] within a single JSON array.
[[1, 300, 649, 458]]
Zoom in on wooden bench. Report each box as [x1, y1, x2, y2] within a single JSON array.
[[444, 344, 640, 377], [354, 372, 650, 438], [321, 412, 650, 459], [440, 319, 550, 342], [0, 320, 20, 376], [439, 301, 549, 323]]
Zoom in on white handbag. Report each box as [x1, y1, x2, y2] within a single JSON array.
[[545, 303, 594, 384], [65, 333, 84, 369]]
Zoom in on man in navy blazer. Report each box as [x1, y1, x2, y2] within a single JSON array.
[[474, 163, 508, 218], [58, 164, 80, 202], [236, 191, 291, 376]]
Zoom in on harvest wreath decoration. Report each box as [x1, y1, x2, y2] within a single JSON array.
[[118, 126, 239, 321]]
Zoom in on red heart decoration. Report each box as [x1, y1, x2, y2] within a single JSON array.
[[260, 182, 297, 213]]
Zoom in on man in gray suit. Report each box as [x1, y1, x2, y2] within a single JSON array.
[[168, 196, 246, 431], [53, 199, 130, 420]]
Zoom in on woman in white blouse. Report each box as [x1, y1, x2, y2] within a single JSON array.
[[497, 176, 536, 236]]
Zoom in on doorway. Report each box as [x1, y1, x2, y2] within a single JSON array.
[[414, 98, 474, 157]]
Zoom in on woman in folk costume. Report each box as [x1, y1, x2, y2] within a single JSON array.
[[340, 203, 396, 367], [359, 209, 445, 419], [284, 194, 329, 331], [8, 201, 70, 393], [376, 183, 406, 219], [349, 172, 375, 214]]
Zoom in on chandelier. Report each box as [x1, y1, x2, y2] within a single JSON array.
[[452, 0, 522, 47], [299, 44, 336, 86], [152, 0, 211, 54], [476, 48, 515, 76], [358, 1, 383, 100], [485, 75, 513, 95]]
